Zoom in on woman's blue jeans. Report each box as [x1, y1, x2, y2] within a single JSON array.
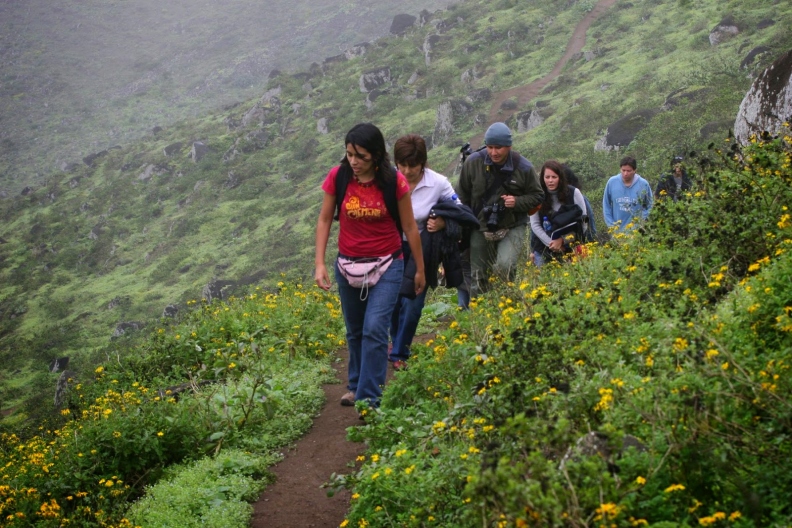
[[389, 288, 428, 362], [335, 257, 403, 407]]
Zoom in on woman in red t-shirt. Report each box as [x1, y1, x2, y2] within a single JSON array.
[[315, 123, 425, 410]]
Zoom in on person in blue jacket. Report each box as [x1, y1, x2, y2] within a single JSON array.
[[602, 156, 653, 232]]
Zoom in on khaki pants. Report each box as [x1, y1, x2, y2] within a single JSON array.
[[468, 224, 527, 298]]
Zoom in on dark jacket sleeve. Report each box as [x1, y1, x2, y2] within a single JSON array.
[[513, 158, 544, 214]]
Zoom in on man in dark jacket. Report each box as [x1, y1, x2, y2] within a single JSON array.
[[656, 156, 692, 201], [456, 122, 544, 297]]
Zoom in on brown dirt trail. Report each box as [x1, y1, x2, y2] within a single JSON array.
[[446, 0, 617, 174]]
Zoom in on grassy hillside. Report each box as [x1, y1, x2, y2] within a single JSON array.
[[0, 0, 457, 192], [1, 0, 790, 412]]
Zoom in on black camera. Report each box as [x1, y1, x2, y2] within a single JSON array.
[[460, 142, 472, 163], [481, 202, 505, 231]]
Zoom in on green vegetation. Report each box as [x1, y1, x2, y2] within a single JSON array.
[[0, 281, 345, 526]]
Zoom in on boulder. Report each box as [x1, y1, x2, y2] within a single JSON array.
[[202, 279, 236, 302], [359, 67, 391, 93], [88, 226, 101, 240], [162, 304, 179, 318], [500, 98, 518, 111], [323, 53, 347, 66], [756, 18, 775, 30], [48, 357, 70, 374], [163, 142, 183, 157], [345, 43, 370, 60], [224, 171, 241, 190], [112, 321, 144, 339], [407, 71, 421, 85], [424, 34, 442, 66], [390, 14, 416, 35], [68, 178, 80, 189], [21, 186, 33, 196], [317, 117, 330, 134], [152, 126, 163, 135], [516, 109, 545, 133], [594, 109, 659, 151], [735, 49, 792, 143], [83, 150, 108, 167], [740, 45, 771, 70], [433, 101, 455, 147], [191, 141, 208, 162], [418, 9, 432, 27], [709, 16, 740, 46], [54, 370, 77, 408], [466, 88, 492, 104]]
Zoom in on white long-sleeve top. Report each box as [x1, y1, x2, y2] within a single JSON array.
[[529, 187, 587, 247]]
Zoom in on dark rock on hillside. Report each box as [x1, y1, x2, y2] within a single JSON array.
[[500, 99, 518, 111], [741, 46, 771, 70], [424, 34, 442, 66], [224, 171, 241, 189], [594, 109, 660, 151], [757, 18, 775, 30], [112, 321, 145, 339], [735, 49, 792, 143], [83, 150, 109, 167], [662, 87, 711, 110], [466, 88, 491, 104], [345, 43, 370, 60], [433, 99, 473, 147], [48, 356, 69, 374], [699, 119, 733, 140], [138, 164, 168, 182], [107, 296, 129, 310], [516, 109, 546, 133], [162, 304, 179, 318], [191, 141, 209, 162], [202, 279, 236, 302], [163, 142, 183, 157], [390, 14, 416, 35], [359, 67, 391, 93], [54, 370, 77, 408], [709, 16, 740, 46], [152, 126, 163, 135], [418, 9, 433, 27], [241, 86, 282, 128], [21, 186, 33, 195], [317, 117, 330, 134], [323, 53, 347, 66], [68, 178, 80, 189]]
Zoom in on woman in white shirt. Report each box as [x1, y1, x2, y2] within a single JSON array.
[[529, 159, 588, 266]]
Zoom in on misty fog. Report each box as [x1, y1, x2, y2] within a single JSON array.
[[0, 0, 456, 190]]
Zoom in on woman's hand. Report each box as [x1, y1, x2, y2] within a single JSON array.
[[315, 263, 331, 290], [548, 238, 565, 252], [426, 217, 446, 232], [414, 270, 426, 296]]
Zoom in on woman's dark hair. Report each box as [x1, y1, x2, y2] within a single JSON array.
[[393, 134, 428, 169], [341, 123, 395, 187], [539, 160, 570, 217]]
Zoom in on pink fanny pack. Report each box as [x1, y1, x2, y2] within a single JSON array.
[[337, 250, 401, 290]]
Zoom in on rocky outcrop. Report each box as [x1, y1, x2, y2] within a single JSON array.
[[594, 109, 660, 151], [163, 142, 183, 157], [54, 370, 77, 408], [317, 117, 330, 134], [735, 49, 792, 143], [424, 35, 442, 66], [390, 14, 416, 35], [359, 67, 391, 93], [48, 357, 70, 374], [112, 321, 145, 339], [191, 141, 208, 162], [162, 304, 179, 318], [345, 43, 370, 60], [137, 164, 168, 182], [741, 46, 771, 70], [466, 88, 491, 104], [516, 109, 545, 133], [83, 150, 109, 167], [202, 279, 236, 302], [432, 99, 473, 147], [241, 86, 282, 128], [709, 16, 740, 46], [60, 161, 80, 173]]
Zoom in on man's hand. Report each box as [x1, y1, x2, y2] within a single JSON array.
[[501, 195, 517, 208]]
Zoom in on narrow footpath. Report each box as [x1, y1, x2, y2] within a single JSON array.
[[446, 0, 618, 175], [252, 1, 617, 525]]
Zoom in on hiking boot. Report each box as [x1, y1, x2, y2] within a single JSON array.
[[392, 360, 407, 371], [340, 391, 355, 406]]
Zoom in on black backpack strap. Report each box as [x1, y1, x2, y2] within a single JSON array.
[[334, 165, 351, 221], [334, 164, 402, 236]]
